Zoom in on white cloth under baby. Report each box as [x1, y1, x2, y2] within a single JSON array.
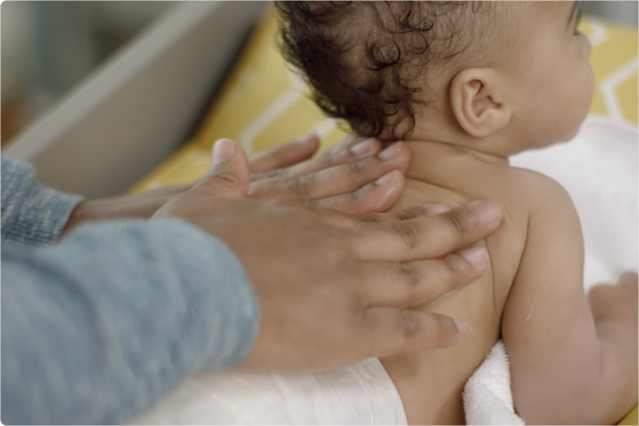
[[132, 117, 637, 425], [131, 357, 406, 424], [511, 116, 638, 291], [463, 340, 523, 425], [463, 116, 638, 425]]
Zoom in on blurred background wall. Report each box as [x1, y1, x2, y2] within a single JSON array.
[[580, 1, 638, 27], [2, 1, 177, 145], [2, 1, 638, 147]]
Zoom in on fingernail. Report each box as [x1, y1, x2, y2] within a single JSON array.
[[378, 142, 402, 160], [298, 133, 318, 145], [453, 319, 471, 337], [459, 246, 487, 267], [468, 200, 501, 225], [349, 138, 377, 157], [212, 139, 236, 163], [422, 203, 451, 216], [375, 170, 398, 186]]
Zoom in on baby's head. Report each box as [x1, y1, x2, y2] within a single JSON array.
[[277, 1, 593, 157]]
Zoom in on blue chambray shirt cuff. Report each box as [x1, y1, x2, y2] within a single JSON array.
[[4, 182, 84, 245], [2, 156, 84, 245]]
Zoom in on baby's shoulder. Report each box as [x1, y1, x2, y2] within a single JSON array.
[[502, 166, 577, 218], [507, 166, 571, 197]]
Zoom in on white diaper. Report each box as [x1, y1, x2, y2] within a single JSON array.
[[131, 357, 407, 425]]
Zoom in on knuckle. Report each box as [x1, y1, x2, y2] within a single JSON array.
[[252, 169, 283, 182], [212, 172, 242, 189], [396, 210, 410, 221], [388, 222, 419, 249], [441, 254, 466, 275], [395, 262, 420, 289], [286, 174, 315, 197], [320, 150, 338, 166], [348, 158, 368, 173], [446, 211, 468, 235], [265, 168, 285, 179]]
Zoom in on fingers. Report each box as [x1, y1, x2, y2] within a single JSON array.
[[249, 142, 410, 205], [248, 134, 320, 174], [351, 203, 452, 223], [191, 139, 250, 198], [311, 170, 404, 213], [351, 200, 503, 261], [361, 308, 470, 357], [281, 137, 384, 178], [360, 246, 489, 309]]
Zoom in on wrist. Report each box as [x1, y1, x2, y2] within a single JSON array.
[[60, 198, 126, 237], [61, 202, 91, 237], [60, 185, 192, 237]]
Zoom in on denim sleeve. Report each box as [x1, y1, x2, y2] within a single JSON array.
[[1, 156, 84, 245], [1, 218, 259, 425]]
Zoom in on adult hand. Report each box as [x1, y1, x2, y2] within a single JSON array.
[[248, 133, 410, 213], [62, 133, 408, 235], [152, 138, 503, 372]]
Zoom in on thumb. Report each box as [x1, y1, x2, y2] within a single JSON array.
[[192, 138, 250, 198]]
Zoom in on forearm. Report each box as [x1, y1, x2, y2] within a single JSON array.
[[1, 219, 258, 425], [540, 318, 637, 424], [510, 305, 636, 425]]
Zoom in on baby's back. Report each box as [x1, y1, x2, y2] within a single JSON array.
[[380, 141, 535, 424]]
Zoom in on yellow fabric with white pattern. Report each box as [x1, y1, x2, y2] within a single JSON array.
[[129, 10, 638, 425]]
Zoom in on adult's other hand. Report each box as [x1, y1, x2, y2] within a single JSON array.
[[248, 133, 410, 213], [152, 138, 503, 372], [62, 133, 408, 235]]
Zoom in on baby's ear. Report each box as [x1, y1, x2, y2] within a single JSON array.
[[449, 68, 512, 138]]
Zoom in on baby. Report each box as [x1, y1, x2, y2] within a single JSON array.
[[277, 2, 638, 424]]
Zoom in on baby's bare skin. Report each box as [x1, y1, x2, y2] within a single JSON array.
[[278, 0, 638, 422], [381, 140, 638, 425], [377, 2, 638, 423], [380, 141, 531, 425]]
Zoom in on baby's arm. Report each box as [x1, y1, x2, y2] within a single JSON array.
[[501, 173, 638, 425]]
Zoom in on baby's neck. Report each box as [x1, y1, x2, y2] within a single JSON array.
[[404, 139, 510, 183]]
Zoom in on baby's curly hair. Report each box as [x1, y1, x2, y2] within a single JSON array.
[[277, 1, 492, 140]]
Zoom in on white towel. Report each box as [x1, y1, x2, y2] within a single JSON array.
[[464, 340, 523, 425], [464, 116, 638, 425], [133, 117, 637, 425]]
